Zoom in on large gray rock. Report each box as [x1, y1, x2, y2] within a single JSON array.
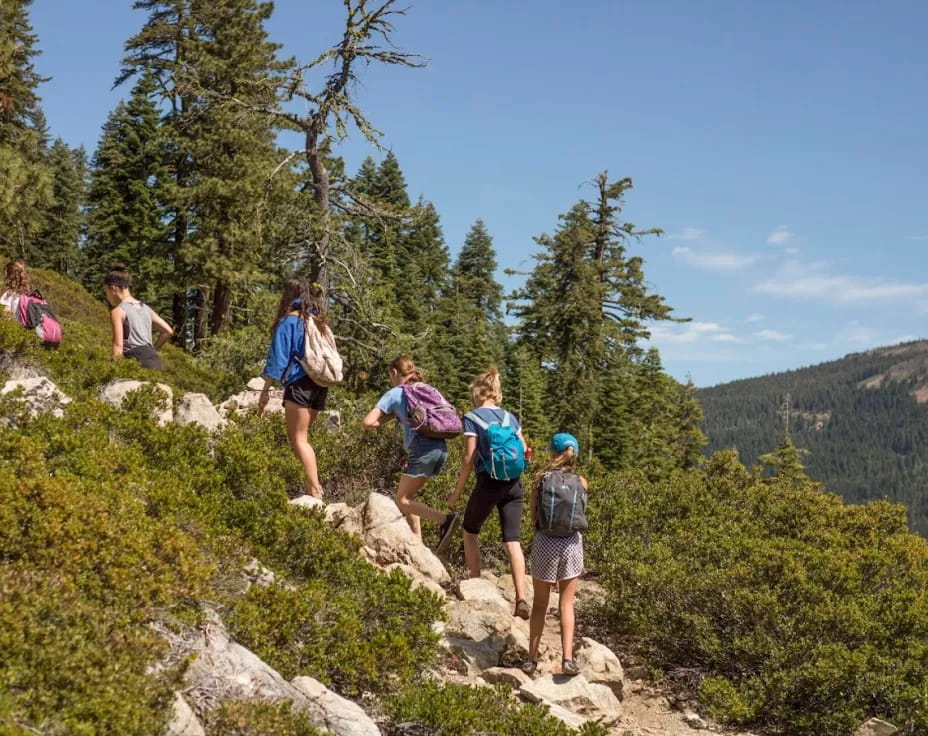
[[290, 495, 325, 511], [574, 637, 624, 699], [543, 702, 589, 730], [99, 379, 173, 425], [519, 675, 621, 726], [163, 692, 205, 736], [219, 382, 284, 417], [458, 577, 511, 610], [362, 493, 449, 584], [1, 376, 71, 418], [291, 676, 381, 736], [854, 718, 899, 736], [176, 393, 225, 432], [324, 502, 364, 538], [385, 563, 446, 598], [482, 667, 531, 688]]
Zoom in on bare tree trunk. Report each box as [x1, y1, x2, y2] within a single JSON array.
[[210, 280, 231, 336], [192, 286, 209, 353]]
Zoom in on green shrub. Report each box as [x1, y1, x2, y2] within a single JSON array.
[[386, 681, 609, 736], [588, 450, 928, 734], [205, 700, 322, 736]]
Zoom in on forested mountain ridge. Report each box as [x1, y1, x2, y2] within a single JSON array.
[[699, 340, 928, 533]]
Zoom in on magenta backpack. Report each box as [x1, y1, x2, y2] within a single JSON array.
[[17, 290, 62, 347], [401, 382, 462, 439]]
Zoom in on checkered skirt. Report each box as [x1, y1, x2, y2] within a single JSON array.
[[530, 531, 584, 582]]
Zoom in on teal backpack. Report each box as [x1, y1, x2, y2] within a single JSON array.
[[465, 410, 526, 481]]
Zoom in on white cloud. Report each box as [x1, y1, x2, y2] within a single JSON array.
[[785, 247, 800, 255], [712, 333, 744, 343], [754, 329, 792, 342], [767, 227, 794, 245], [672, 246, 757, 271], [669, 226, 705, 241], [649, 321, 728, 344], [753, 260, 928, 305], [745, 313, 765, 323]]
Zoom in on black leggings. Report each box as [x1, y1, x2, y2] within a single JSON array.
[[462, 472, 524, 543]]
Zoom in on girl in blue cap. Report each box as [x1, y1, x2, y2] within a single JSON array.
[[522, 432, 588, 677]]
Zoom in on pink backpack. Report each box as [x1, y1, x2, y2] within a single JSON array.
[[16, 291, 62, 347], [401, 382, 462, 439]]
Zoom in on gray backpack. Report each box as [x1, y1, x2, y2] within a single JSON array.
[[536, 470, 588, 537]]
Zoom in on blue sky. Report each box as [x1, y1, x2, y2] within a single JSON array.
[[30, 1, 928, 387]]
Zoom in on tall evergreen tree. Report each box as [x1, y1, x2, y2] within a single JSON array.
[[0, 0, 51, 258], [33, 139, 87, 275], [84, 74, 170, 309]]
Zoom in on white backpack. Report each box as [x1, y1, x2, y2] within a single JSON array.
[[298, 317, 344, 387]]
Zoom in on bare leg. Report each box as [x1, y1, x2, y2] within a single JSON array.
[[285, 403, 322, 496], [463, 530, 482, 578], [528, 578, 552, 662], [395, 474, 447, 539], [504, 541, 527, 602], [558, 576, 579, 662]]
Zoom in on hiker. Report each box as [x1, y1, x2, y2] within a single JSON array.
[[362, 356, 459, 547], [1, 259, 29, 319], [522, 433, 589, 677], [259, 277, 330, 498], [446, 365, 530, 619], [103, 263, 173, 370]]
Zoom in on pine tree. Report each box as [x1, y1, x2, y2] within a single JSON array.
[[401, 198, 449, 337], [84, 74, 170, 309], [761, 434, 810, 484], [33, 139, 87, 275], [504, 343, 552, 443], [0, 0, 52, 258], [454, 219, 503, 321]]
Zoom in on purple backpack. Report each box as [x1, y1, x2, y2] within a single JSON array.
[[401, 382, 462, 439]]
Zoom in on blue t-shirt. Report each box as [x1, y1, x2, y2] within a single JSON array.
[[376, 385, 448, 452], [463, 406, 521, 470], [263, 314, 307, 386]]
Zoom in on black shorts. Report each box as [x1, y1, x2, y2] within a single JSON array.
[[283, 375, 328, 411], [462, 472, 524, 543], [125, 345, 162, 371]]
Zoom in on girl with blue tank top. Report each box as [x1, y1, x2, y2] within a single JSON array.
[[259, 278, 329, 499], [103, 263, 174, 371]]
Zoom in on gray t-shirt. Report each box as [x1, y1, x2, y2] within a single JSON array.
[[120, 300, 154, 350]]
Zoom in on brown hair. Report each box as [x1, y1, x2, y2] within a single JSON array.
[[3, 259, 30, 294], [104, 262, 131, 288], [470, 365, 503, 405], [390, 356, 424, 384], [271, 277, 326, 336], [532, 446, 578, 493]]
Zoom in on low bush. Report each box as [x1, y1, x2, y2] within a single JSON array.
[[205, 700, 322, 736], [588, 450, 928, 734], [385, 681, 609, 736]]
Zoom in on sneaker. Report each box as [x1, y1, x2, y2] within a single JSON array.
[[562, 659, 580, 677], [521, 659, 538, 675], [514, 599, 530, 620], [435, 512, 461, 555]]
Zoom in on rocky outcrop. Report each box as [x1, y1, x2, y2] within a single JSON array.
[[854, 718, 899, 736], [163, 692, 205, 736], [1, 376, 71, 418], [175, 393, 225, 432], [99, 379, 173, 425], [362, 492, 449, 585], [290, 494, 325, 510], [574, 636, 624, 699], [520, 674, 621, 726], [219, 377, 284, 417], [292, 676, 381, 736]]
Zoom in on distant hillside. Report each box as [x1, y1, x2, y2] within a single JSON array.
[[699, 341, 928, 534]]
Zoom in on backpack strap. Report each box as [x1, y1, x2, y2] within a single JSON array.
[[464, 411, 489, 430]]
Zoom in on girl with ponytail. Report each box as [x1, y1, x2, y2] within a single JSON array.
[[103, 263, 173, 371], [362, 356, 458, 545], [1, 259, 30, 317], [447, 365, 531, 620]]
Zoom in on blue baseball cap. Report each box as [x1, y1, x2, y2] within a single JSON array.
[[550, 433, 579, 455]]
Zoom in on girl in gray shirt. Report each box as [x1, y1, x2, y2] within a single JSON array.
[[103, 263, 173, 371]]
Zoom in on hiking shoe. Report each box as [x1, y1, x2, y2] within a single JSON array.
[[514, 599, 530, 620], [435, 513, 461, 555], [521, 659, 538, 676], [562, 659, 580, 677]]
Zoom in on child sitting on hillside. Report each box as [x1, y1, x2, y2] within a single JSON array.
[[522, 433, 588, 677], [446, 365, 530, 619], [1, 260, 30, 319], [362, 356, 459, 547]]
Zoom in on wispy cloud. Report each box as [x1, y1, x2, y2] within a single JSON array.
[[672, 246, 757, 271], [785, 247, 800, 255], [754, 329, 792, 342], [712, 333, 745, 344], [767, 227, 794, 245], [753, 260, 928, 305], [649, 321, 730, 344], [745, 313, 765, 323], [668, 226, 706, 241]]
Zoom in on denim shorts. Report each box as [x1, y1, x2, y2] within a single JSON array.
[[403, 435, 448, 478]]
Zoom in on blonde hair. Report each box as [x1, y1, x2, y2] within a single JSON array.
[[533, 446, 578, 491], [3, 260, 30, 294], [470, 365, 503, 405], [390, 356, 424, 384]]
